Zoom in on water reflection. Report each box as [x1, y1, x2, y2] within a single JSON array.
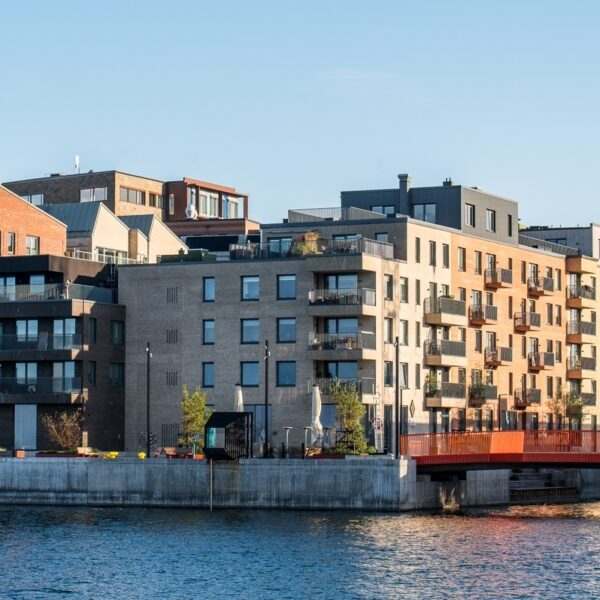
[[0, 504, 599, 599]]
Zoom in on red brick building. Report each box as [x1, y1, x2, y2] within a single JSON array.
[[0, 185, 66, 257]]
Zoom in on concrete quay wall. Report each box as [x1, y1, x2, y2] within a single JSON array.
[[0, 457, 515, 511]]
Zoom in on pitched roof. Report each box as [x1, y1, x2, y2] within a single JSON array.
[[41, 202, 103, 236], [120, 214, 155, 237]]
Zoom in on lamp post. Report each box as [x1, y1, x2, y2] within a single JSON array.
[[146, 342, 151, 458], [394, 336, 402, 459], [303, 427, 310, 459], [263, 340, 270, 458], [284, 426, 293, 458]]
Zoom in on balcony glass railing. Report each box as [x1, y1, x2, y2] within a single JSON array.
[[0, 377, 82, 395], [0, 334, 83, 351], [426, 382, 466, 399], [424, 297, 466, 317], [308, 288, 376, 306], [567, 321, 597, 336], [0, 283, 115, 304], [567, 284, 596, 301], [307, 332, 376, 350], [308, 377, 375, 395], [514, 312, 541, 328], [469, 304, 498, 321], [424, 340, 467, 357], [484, 268, 512, 286]]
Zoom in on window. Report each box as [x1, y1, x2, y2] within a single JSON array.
[[17, 319, 38, 341], [384, 318, 393, 343], [556, 341, 562, 363], [485, 209, 496, 232], [241, 319, 259, 344], [465, 203, 475, 227], [399, 320, 408, 345], [546, 376, 553, 398], [276, 361, 296, 387], [415, 322, 421, 347], [21, 193, 44, 206], [508, 214, 513, 237], [375, 232, 389, 243], [475, 330, 482, 352], [88, 361, 96, 387], [7, 232, 15, 254], [110, 320, 125, 345], [399, 277, 408, 303], [89, 318, 97, 344], [168, 194, 175, 215], [474, 251, 482, 275], [429, 241, 436, 266], [109, 363, 124, 387], [384, 361, 393, 387], [241, 362, 259, 387], [277, 275, 296, 299], [459, 327, 466, 343], [455, 248, 465, 273], [384, 275, 393, 300], [413, 204, 436, 223], [119, 187, 145, 205], [458, 287, 466, 302], [415, 280, 421, 305], [546, 303, 553, 325], [203, 277, 215, 302], [415, 237, 421, 263], [415, 364, 421, 389], [277, 318, 296, 343], [25, 236, 39, 255], [371, 205, 396, 215], [203, 362, 215, 388], [442, 244, 449, 268], [80, 187, 107, 202], [203, 320, 215, 344], [149, 193, 164, 209], [268, 237, 292, 257], [242, 276, 259, 300]]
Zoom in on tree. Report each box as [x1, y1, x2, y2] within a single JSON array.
[[329, 379, 368, 454], [41, 410, 83, 451], [548, 385, 584, 428], [180, 385, 212, 447]]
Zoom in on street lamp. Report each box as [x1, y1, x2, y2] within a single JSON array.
[[263, 340, 270, 458], [284, 426, 293, 458], [394, 336, 403, 459], [146, 342, 152, 458]]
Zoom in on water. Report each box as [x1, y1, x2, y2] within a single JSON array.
[[1, 503, 599, 599]]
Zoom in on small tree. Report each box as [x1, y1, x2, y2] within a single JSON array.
[[41, 410, 83, 451], [180, 385, 212, 447], [329, 379, 367, 454], [549, 385, 584, 428]]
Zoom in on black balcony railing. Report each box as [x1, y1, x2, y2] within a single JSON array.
[[567, 356, 597, 371], [0, 334, 83, 352], [484, 268, 512, 286], [567, 284, 596, 301], [307, 332, 376, 350], [527, 276, 554, 294], [308, 288, 376, 306], [424, 340, 467, 358], [424, 297, 466, 317], [469, 304, 498, 322], [0, 377, 82, 395], [309, 377, 375, 396], [514, 312, 541, 329], [426, 382, 466, 399], [567, 321, 597, 336]]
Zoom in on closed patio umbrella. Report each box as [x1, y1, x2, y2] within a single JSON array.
[[311, 384, 324, 445], [234, 383, 244, 413]]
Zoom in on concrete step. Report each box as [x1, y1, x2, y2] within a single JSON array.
[[510, 486, 579, 503]]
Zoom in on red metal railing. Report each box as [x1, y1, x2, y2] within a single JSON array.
[[400, 431, 600, 466]]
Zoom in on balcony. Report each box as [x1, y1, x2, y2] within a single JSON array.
[[0, 334, 83, 355], [0, 377, 83, 404], [308, 377, 375, 398], [566, 320, 596, 344], [514, 388, 541, 409], [514, 312, 541, 331], [484, 268, 512, 288], [567, 356, 596, 379], [307, 332, 376, 357], [230, 236, 394, 261], [566, 284, 596, 309], [0, 283, 115, 304], [527, 352, 555, 371], [424, 340, 467, 367], [308, 288, 375, 307], [527, 276, 554, 296], [423, 297, 467, 326], [566, 255, 597, 274], [468, 304, 498, 325], [468, 384, 497, 407], [484, 346, 512, 368], [582, 392, 597, 407], [425, 382, 466, 409]]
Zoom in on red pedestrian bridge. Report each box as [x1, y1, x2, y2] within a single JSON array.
[[400, 430, 600, 472]]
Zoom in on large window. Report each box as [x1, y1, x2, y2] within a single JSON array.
[[241, 319, 260, 344], [399, 277, 408, 303], [429, 241, 436, 266], [384, 318, 393, 343], [458, 247, 466, 271], [384, 361, 393, 386], [110, 320, 125, 345], [465, 203, 475, 227], [25, 236, 39, 256], [241, 362, 259, 387], [109, 362, 124, 387], [326, 273, 357, 290], [120, 187, 145, 205], [277, 318, 296, 343], [20, 193, 44, 206], [17, 319, 38, 341], [149, 193, 164, 209], [371, 205, 396, 215], [442, 244, 450, 268], [486, 209, 496, 232], [324, 361, 357, 380], [276, 361, 296, 387], [413, 204, 436, 223], [203, 320, 215, 344], [203, 277, 215, 302], [203, 362, 215, 388], [242, 276, 259, 300], [80, 187, 107, 202], [384, 274, 393, 300], [268, 237, 292, 257], [277, 275, 296, 299]]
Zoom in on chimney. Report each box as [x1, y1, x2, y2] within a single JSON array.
[[443, 177, 453, 187], [398, 174, 412, 215]]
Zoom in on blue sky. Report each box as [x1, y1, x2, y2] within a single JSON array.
[[1, 1, 599, 225]]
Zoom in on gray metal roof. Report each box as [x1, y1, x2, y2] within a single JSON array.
[[41, 202, 103, 236], [120, 214, 155, 237]]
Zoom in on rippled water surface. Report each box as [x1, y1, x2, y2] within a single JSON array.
[[1, 503, 600, 599]]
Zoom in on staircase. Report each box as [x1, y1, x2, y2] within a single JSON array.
[[509, 468, 579, 504]]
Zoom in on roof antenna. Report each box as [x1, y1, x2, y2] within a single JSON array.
[[75, 155, 80, 174]]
